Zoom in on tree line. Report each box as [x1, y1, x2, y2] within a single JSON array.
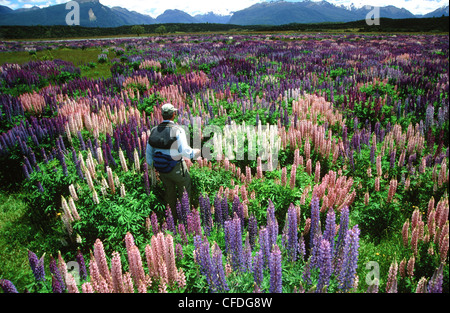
[[0, 16, 448, 40]]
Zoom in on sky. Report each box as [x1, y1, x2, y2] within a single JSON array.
[[0, 0, 448, 17]]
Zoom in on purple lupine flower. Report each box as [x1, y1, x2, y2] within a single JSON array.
[[211, 242, 229, 292], [214, 194, 224, 229], [195, 237, 228, 292], [178, 223, 188, 245], [49, 256, 66, 291], [253, 250, 264, 288], [259, 227, 271, 269], [323, 209, 336, 254], [243, 234, 253, 272], [0, 279, 18, 293], [196, 237, 212, 277], [232, 196, 244, 229], [175, 243, 184, 261], [269, 244, 282, 293], [75, 160, 84, 179], [298, 235, 306, 261], [76, 249, 87, 281], [338, 225, 360, 292], [199, 193, 212, 236], [22, 163, 30, 179], [310, 195, 321, 250], [187, 207, 202, 237], [302, 257, 312, 286], [224, 214, 244, 272], [390, 149, 396, 169], [335, 206, 349, 255], [28, 250, 45, 282], [180, 189, 190, 226], [57, 147, 68, 176], [150, 211, 159, 234], [267, 200, 278, 249], [370, 138, 376, 164], [106, 143, 117, 167], [23, 155, 32, 174], [221, 196, 229, 222], [51, 275, 63, 293], [286, 204, 298, 262], [248, 214, 258, 251], [165, 205, 176, 234], [317, 239, 332, 293], [428, 264, 444, 293]]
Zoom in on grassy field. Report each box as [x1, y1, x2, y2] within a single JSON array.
[[1, 47, 114, 80], [0, 191, 34, 291]]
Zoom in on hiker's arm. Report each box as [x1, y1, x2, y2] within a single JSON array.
[[177, 128, 200, 159], [146, 142, 154, 167]]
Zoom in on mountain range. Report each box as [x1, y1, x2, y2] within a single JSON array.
[[0, 0, 448, 27]]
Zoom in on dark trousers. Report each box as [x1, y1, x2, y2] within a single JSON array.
[[158, 160, 191, 217]]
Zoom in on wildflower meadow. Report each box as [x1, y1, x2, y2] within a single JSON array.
[[0, 33, 448, 298]]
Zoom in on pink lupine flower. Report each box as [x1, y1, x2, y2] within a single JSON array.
[[177, 268, 186, 289], [415, 277, 428, 293], [438, 161, 447, 187], [94, 239, 112, 287], [111, 251, 124, 293], [69, 184, 78, 201], [122, 272, 134, 293], [387, 178, 398, 203], [439, 233, 449, 264], [376, 155, 382, 177], [399, 258, 406, 278], [315, 161, 321, 183], [411, 227, 419, 256], [402, 219, 410, 247], [306, 158, 312, 176], [66, 273, 79, 293], [81, 282, 94, 293], [427, 196, 435, 219], [281, 167, 287, 187], [118, 148, 128, 172], [407, 256, 415, 277], [164, 234, 178, 284], [386, 260, 398, 293], [375, 176, 380, 192], [256, 157, 263, 179], [68, 196, 80, 220], [411, 208, 421, 229], [290, 165, 297, 189], [428, 209, 436, 242], [404, 177, 410, 191], [128, 245, 146, 289], [107, 166, 115, 194]]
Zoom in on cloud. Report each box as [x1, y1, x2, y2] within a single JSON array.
[[100, 0, 261, 17]]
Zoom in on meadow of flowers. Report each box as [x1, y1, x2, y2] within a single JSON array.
[[0, 33, 448, 294]]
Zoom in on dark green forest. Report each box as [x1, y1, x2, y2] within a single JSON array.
[[0, 16, 448, 39]]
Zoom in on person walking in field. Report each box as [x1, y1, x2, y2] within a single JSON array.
[[146, 103, 201, 217]]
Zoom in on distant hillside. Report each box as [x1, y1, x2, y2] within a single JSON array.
[[228, 1, 419, 25], [194, 12, 232, 24], [423, 5, 449, 18], [155, 9, 198, 24], [0, 0, 154, 27]]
